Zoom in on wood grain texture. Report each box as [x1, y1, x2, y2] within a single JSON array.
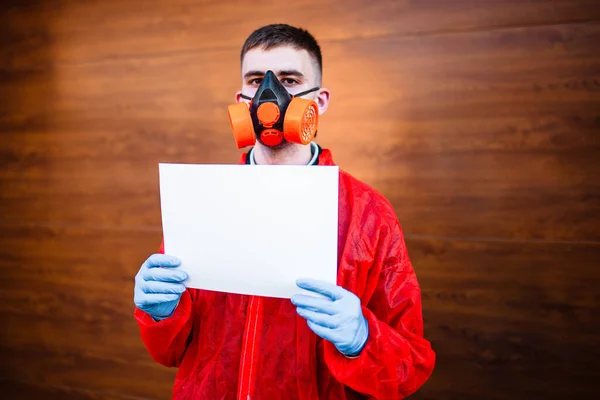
[[1, 226, 599, 399], [1, 0, 600, 399], [0, 379, 142, 400], [0, 226, 173, 399], [2, 22, 599, 239], [2, 0, 600, 68], [410, 236, 600, 399]]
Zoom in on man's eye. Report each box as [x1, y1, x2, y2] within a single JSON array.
[[281, 78, 298, 85], [250, 78, 263, 85]]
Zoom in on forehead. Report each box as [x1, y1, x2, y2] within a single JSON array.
[[241, 46, 317, 77]]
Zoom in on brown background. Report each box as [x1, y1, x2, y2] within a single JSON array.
[[1, 0, 599, 399]]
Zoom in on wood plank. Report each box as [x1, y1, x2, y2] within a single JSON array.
[[0, 342, 175, 399], [0, 224, 161, 311], [407, 236, 600, 399], [1, 23, 598, 239], [413, 238, 600, 336], [2, 0, 600, 68], [0, 378, 145, 400], [0, 226, 173, 398]]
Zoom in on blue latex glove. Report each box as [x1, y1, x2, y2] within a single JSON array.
[[291, 278, 369, 357], [134, 254, 188, 321]]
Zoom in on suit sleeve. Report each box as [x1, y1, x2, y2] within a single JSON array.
[[323, 220, 436, 399], [134, 241, 196, 368]]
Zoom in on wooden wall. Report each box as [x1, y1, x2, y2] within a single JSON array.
[[1, 0, 599, 398]]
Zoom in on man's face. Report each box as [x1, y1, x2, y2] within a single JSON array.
[[236, 45, 329, 115]]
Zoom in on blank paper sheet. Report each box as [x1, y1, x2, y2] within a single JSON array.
[[158, 163, 339, 299]]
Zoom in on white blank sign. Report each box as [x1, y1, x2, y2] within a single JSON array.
[[158, 163, 339, 299]]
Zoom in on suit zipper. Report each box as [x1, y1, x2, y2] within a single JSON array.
[[237, 296, 262, 400]]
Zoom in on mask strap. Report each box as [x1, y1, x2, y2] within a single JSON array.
[[293, 87, 320, 98], [238, 87, 320, 101]]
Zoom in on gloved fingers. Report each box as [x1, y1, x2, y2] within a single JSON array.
[[296, 307, 341, 329], [143, 267, 188, 283], [136, 293, 180, 307], [291, 294, 337, 315], [296, 278, 346, 300], [143, 254, 181, 269], [140, 280, 186, 295], [306, 320, 340, 344]]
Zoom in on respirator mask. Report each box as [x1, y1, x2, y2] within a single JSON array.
[[228, 70, 320, 148]]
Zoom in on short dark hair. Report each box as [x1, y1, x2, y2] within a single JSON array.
[[240, 24, 323, 82]]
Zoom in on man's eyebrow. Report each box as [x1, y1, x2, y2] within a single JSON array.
[[243, 69, 305, 79], [278, 69, 304, 77], [243, 70, 265, 79]]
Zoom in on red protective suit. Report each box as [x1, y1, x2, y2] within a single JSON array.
[[135, 147, 435, 399]]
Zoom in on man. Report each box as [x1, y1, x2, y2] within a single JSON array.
[[134, 24, 435, 399]]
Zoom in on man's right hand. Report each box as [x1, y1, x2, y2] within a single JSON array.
[[134, 254, 188, 321]]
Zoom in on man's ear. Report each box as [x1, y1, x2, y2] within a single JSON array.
[[316, 88, 331, 115], [235, 91, 245, 103]]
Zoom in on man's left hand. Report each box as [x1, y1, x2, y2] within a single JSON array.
[[291, 278, 369, 357]]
